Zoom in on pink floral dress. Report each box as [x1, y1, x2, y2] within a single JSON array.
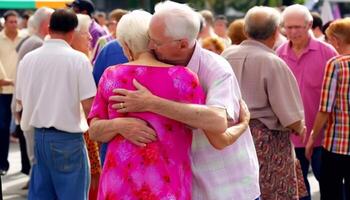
[[88, 64, 205, 200]]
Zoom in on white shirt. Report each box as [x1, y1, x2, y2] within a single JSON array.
[[187, 44, 260, 200], [16, 39, 96, 133], [0, 30, 26, 94]]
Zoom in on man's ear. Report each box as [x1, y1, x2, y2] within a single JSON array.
[[179, 39, 189, 49]]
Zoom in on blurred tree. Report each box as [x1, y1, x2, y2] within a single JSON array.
[[188, 0, 305, 14]]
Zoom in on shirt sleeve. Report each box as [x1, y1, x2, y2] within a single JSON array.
[[205, 66, 241, 122], [88, 69, 109, 121], [266, 59, 304, 127], [319, 58, 338, 113], [78, 57, 97, 101]]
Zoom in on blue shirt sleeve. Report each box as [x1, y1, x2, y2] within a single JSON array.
[[92, 40, 128, 85]]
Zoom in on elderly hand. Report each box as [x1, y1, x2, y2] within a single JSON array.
[[239, 99, 250, 126], [118, 117, 157, 147], [110, 79, 156, 113], [0, 79, 13, 87], [305, 133, 315, 161]]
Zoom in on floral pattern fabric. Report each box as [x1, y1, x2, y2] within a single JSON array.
[[88, 64, 205, 200], [249, 119, 308, 200]]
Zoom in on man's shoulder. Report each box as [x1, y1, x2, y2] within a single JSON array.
[[199, 47, 232, 73], [102, 40, 123, 53], [221, 44, 241, 57], [276, 41, 289, 55], [20, 36, 43, 51], [314, 38, 337, 53]]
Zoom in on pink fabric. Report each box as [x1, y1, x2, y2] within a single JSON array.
[[88, 64, 205, 200], [276, 37, 337, 147]]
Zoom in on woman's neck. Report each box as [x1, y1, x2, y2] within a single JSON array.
[[128, 51, 171, 67]]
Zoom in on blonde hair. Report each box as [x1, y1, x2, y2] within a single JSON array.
[[202, 37, 225, 54], [227, 19, 247, 45], [326, 18, 350, 44]]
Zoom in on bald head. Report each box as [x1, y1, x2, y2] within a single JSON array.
[[244, 6, 281, 40]]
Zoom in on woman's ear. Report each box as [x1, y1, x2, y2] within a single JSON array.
[[121, 41, 134, 61]]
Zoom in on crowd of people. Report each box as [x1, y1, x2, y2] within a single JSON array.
[[0, 0, 349, 199]]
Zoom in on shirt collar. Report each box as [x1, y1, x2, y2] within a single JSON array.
[[241, 39, 275, 54], [45, 38, 71, 48], [282, 35, 318, 56], [0, 29, 21, 40], [186, 42, 201, 74]]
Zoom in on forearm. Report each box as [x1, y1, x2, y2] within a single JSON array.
[[89, 118, 121, 142], [81, 97, 94, 118], [287, 120, 305, 135], [204, 121, 248, 150], [148, 95, 227, 134], [310, 111, 329, 139]]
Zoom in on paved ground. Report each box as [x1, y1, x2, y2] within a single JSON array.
[[1, 142, 321, 200]]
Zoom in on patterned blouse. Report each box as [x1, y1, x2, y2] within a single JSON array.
[[319, 54, 350, 155]]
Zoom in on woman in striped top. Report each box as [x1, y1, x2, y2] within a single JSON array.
[[305, 18, 350, 200]]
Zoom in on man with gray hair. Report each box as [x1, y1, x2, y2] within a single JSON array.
[[276, 4, 337, 200], [94, 1, 260, 199], [222, 6, 307, 199]]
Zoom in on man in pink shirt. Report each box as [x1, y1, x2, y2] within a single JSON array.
[[276, 4, 337, 200]]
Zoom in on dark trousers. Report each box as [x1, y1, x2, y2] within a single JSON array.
[[295, 147, 322, 200], [16, 125, 30, 174], [320, 148, 350, 200], [0, 94, 12, 171]]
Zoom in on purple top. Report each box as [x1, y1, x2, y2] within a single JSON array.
[[276, 37, 337, 147], [89, 20, 108, 50]]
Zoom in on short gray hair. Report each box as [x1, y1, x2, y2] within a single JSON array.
[[27, 7, 54, 35], [281, 4, 313, 26], [244, 6, 280, 40], [154, 0, 200, 46], [117, 10, 152, 54], [76, 14, 91, 32]]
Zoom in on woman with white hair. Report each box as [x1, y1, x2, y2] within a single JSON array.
[[87, 9, 205, 199], [88, 8, 251, 198], [87, 10, 204, 199]]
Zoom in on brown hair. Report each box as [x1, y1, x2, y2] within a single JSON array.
[[227, 19, 247, 45], [108, 9, 128, 23], [326, 17, 350, 44], [202, 37, 225, 54]]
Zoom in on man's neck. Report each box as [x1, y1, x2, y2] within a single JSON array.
[[5, 29, 17, 40], [50, 33, 70, 44], [291, 37, 309, 56]]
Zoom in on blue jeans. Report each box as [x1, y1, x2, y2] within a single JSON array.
[[28, 128, 89, 200], [0, 94, 12, 171], [295, 147, 322, 200]]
